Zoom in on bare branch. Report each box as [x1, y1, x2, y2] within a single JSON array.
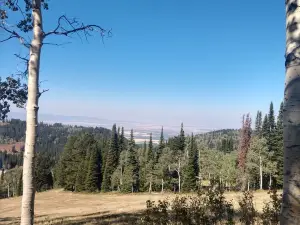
[[14, 53, 29, 62], [43, 15, 111, 42], [0, 23, 30, 48], [14, 53, 29, 78], [42, 41, 71, 46], [38, 89, 49, 98]]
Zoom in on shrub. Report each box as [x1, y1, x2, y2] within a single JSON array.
[[261, 189, 282, 225], [238, 191, 257, 225]]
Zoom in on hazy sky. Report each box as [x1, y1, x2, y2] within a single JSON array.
[[1, 0, 285, 129]]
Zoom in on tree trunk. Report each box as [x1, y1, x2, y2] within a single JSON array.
[[281, 1, 300, 223], [259, 156, 263, 190], [7, 183, 10, 198], [161, 179, 164, 193], [21, 1, 43, 224], [269, 174, 272, 190], [178, 159, 181, 193], [149, 175, 152, 193], [247, 180, 250, 191]]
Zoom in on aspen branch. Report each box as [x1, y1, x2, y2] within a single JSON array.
[[43, 15, 112, 42], [0, 23, 30, 48]]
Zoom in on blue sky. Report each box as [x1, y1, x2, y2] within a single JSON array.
[[0, 0, 285, 129]]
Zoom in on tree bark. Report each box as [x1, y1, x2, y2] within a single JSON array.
[[269, 174, 272, 190], [21, 1, 43, 224], [161, 179, 164, 193], [259, 156, 263, 190], [281, 1, 300, 224], [178, 159, 181, 193]]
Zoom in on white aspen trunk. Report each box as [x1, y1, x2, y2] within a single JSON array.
[[259, 156, 263, 190], [269, 174, 272, 190], [120, 167, 123, 185], [161, 179, 164, 193], [7, 183, 10, 198], [149, 175, 152, 193], [281, 2, 300, 223], [21, 1, 43, 224], [247, 180, 250, 191]]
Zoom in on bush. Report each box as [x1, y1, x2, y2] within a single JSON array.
[[238, 191, 257, 225], [141, 185, 235, 225], [261, 189, 282, 225]]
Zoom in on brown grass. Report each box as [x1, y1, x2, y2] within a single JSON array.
[[0, 189, 278, 225]]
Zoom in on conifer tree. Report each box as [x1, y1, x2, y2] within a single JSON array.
[[102, 124, 119, 191], [254, 111, 262, 136], [147, 133, 154, 162], [275, 102, 284, 187], [268, 102, 277, 153], [119, 127, 125, 153], [85, 144, 99, 192], [157, 126, 165, 161], [179, 123, 185, 152], [145, 133, 155, 192], [122, 129, 139, 192], [182, 133, 198, 192], [262, 114, 269, 138]]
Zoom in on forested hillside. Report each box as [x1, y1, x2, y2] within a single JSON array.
[[0, 100, 283, 198], [0, 119, 111, 198]]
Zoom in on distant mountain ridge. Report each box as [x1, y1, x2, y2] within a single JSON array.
[[9, 112, 224, 143]]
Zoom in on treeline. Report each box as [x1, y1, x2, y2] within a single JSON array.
[[0, 119, 112, 198], [55, 102, 284, 193], [0, 100, 284, 196]]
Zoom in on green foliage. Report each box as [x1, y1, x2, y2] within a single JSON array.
[[238, 191, 257, 225], [102, 124, 119, 192], [182, 133, 198, 192], [254, 111, 262, 137], [141, 185, 234, 225], [85, 144, 100, 192], [122, 129, 139, 192], [35, 152, 54, 192], [55, 133, 102, 192], [157, 126, 165, 161], [0, 77, 27, 122], [261, 189, 282, 225]]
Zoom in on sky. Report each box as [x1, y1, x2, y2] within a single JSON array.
[[0, 0, 286, 130]]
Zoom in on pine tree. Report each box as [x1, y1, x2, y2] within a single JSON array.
[[179, 123, 185, 152], [275, 102, 284, 187], [119, 127, 125, 153], [75, 160, 86, 192], [254, 111, 262, 136], [102, 124, 119, 192], [182, 133, 198, 192], [262, 114, 269, 138], [85, 144, 99, 192], [147, 133, 154, 162], [122, 129, 139, 192], [157, 126, 165, 161]]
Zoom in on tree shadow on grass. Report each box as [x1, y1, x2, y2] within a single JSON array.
[[37, 211, 143, 225], [0, 211, 143, 225]]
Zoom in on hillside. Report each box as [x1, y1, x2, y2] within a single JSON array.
[[195, 129, 240, 152], [0, 119, 111, 170]]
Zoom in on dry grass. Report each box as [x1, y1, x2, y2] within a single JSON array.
[[0, 189, 279, 225]]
